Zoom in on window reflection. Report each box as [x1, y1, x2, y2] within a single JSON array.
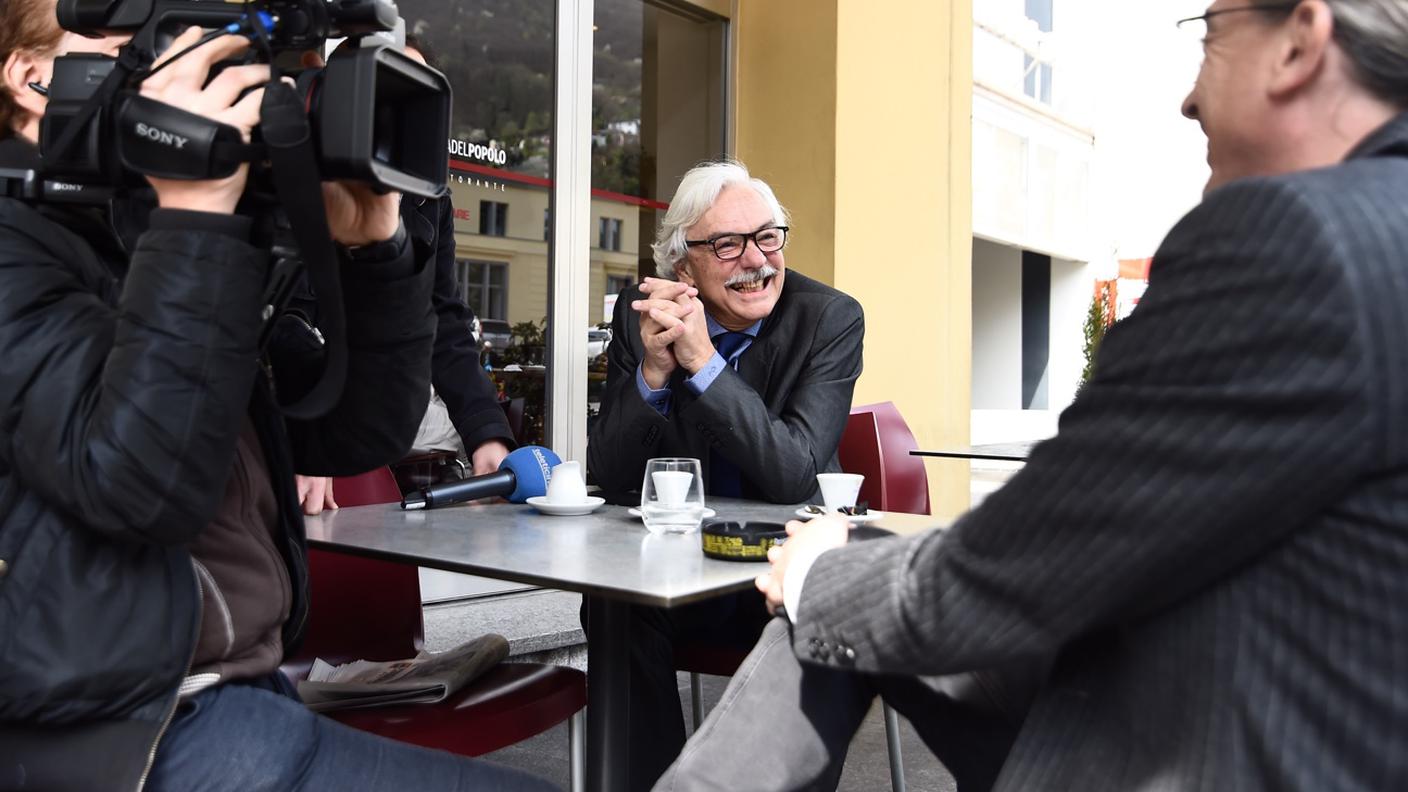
[[588, 0, 728, 434], [396, 0, 727, 449]]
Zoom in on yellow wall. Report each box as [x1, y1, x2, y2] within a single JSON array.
[[733, 0, 838, 286], [735, 0, 974, 517]]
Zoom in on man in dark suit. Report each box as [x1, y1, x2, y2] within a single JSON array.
[[586, 161, 864, 791], [655, 2, 1408, 791]]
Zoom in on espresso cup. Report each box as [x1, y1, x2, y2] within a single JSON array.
[[815, 473, 864, 512], [546, 460, 588, 504], [651, 470, 694, 506]]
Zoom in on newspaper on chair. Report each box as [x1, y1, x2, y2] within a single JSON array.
[[297, 633, 510, 712]]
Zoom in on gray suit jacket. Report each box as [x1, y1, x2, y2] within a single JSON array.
[[588, 271, 863, 504], [795, 114, 1408, 791]]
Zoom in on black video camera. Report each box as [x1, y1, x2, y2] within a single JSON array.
[[41, 0, 450, 199]]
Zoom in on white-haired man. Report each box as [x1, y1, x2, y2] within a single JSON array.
[[586, 160, 864, 791], [655, 2, 1408, 791]]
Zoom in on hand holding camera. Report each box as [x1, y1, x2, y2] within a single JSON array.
[[139, 26, 270, 215]]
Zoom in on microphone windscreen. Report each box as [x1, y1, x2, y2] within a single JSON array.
[[500, 446, 563, 502]]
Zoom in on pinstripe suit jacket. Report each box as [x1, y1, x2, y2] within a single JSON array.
[[795, 113, 1408, 791]]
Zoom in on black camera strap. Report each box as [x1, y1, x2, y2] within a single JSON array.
[[258, 80, 349, 420], [44, 43, 150, 172]]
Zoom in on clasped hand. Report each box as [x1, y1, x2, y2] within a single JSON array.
[[634, 277, 714, 388], [138, 28, 399, 246]]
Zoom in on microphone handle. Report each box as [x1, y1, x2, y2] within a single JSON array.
[[405, 469, 518, 510]]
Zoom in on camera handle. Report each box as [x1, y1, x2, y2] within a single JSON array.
[[258, 78, 349, 420]]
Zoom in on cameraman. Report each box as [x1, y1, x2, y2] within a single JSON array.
[[0, 7, 554, 792]]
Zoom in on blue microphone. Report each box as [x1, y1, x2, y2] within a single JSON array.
[[401, 446, 562, 510]]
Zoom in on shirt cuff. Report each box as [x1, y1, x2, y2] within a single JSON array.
[[684, 352, 728, 396], [782, 544, 832, 624], [636, 364, 673, 416]]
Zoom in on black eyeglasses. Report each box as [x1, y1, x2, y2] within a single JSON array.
[[1176, 1, 1302, 41], [685, 226, 789, 261]]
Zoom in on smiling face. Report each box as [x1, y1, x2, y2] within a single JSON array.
[[675, 184, 786, 331], [1180, 1, 1292, 192]]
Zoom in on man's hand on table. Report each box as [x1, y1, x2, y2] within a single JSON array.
[[297, 475, 338, 516], [471, 439, 512, 477], [756, 515, 850, 617]]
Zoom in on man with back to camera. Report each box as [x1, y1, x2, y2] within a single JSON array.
[[586, 160, 865, 791], [293, 35, 515, 515], [0, 7, 555, 790], [653, 2, 1408, 791]]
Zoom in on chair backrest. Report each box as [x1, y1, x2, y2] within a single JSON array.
[[286, 467, 423, 676], [501, 397, 526, 446], [838, 401, 931, 515]]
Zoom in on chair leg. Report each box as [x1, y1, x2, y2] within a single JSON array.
[[689, 672, 704, 731], [569, 708, 586, 792], [882, 702, 906, 792]]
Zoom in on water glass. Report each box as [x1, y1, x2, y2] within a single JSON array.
[[640, 458, 706, 534]]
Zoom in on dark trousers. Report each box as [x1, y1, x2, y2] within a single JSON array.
[[581, 590, 773, 792]]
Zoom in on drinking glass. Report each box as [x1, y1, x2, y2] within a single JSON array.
[[640, 458, 706, 534]]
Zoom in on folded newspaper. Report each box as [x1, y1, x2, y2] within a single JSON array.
[[298, 633, 510, 712]]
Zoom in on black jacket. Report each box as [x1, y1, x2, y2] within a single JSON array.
[[0, 140, 435, 791], [410, 194, 514, 452]]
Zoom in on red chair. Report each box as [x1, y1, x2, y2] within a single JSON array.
[[285, 467, 586, 790], [838, 401, 931, 515], [678, 402, 928, 791]]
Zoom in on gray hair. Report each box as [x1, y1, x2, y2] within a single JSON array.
[[650, 160, 790, 279], [1258, 0, 1408, 108]]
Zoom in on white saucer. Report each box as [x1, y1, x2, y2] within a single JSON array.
[[627, 507, 717, 519], [527, 496, 606, 516], [794, 507, 886, 524]]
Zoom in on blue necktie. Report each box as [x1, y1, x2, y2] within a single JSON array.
[[708, 332, 750, 497]]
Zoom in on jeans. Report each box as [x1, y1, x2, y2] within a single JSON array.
[[147, 673, 559, 792]]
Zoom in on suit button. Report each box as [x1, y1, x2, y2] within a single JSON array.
[[0, 558, 7, 578], [842, 647, 856, 663], [696, 423, 707, 431]]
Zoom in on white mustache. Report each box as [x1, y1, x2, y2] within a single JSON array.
[[724, 265, 778, 288]]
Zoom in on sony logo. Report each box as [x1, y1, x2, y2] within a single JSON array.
[[134, 122, 189, 150]]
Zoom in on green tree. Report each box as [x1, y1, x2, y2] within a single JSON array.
[[1081, 281, 1115, 386]]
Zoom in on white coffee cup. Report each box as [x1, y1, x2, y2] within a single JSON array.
[[651, 470, 694, 506], [546, 461, 588, 504], [816, 473, 864, 512]]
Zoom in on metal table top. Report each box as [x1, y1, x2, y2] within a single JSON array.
[[305, 498, 943, 608]]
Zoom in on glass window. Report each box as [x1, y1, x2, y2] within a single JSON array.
[[458, 259, 509, 321], [598, 216, 623, 251], [399, 0, 555, 449], [479, 201, 509, 237], [1024, 0, 1054, 104], [604, 273, 634, 322], [587, 0, 728, 435]]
